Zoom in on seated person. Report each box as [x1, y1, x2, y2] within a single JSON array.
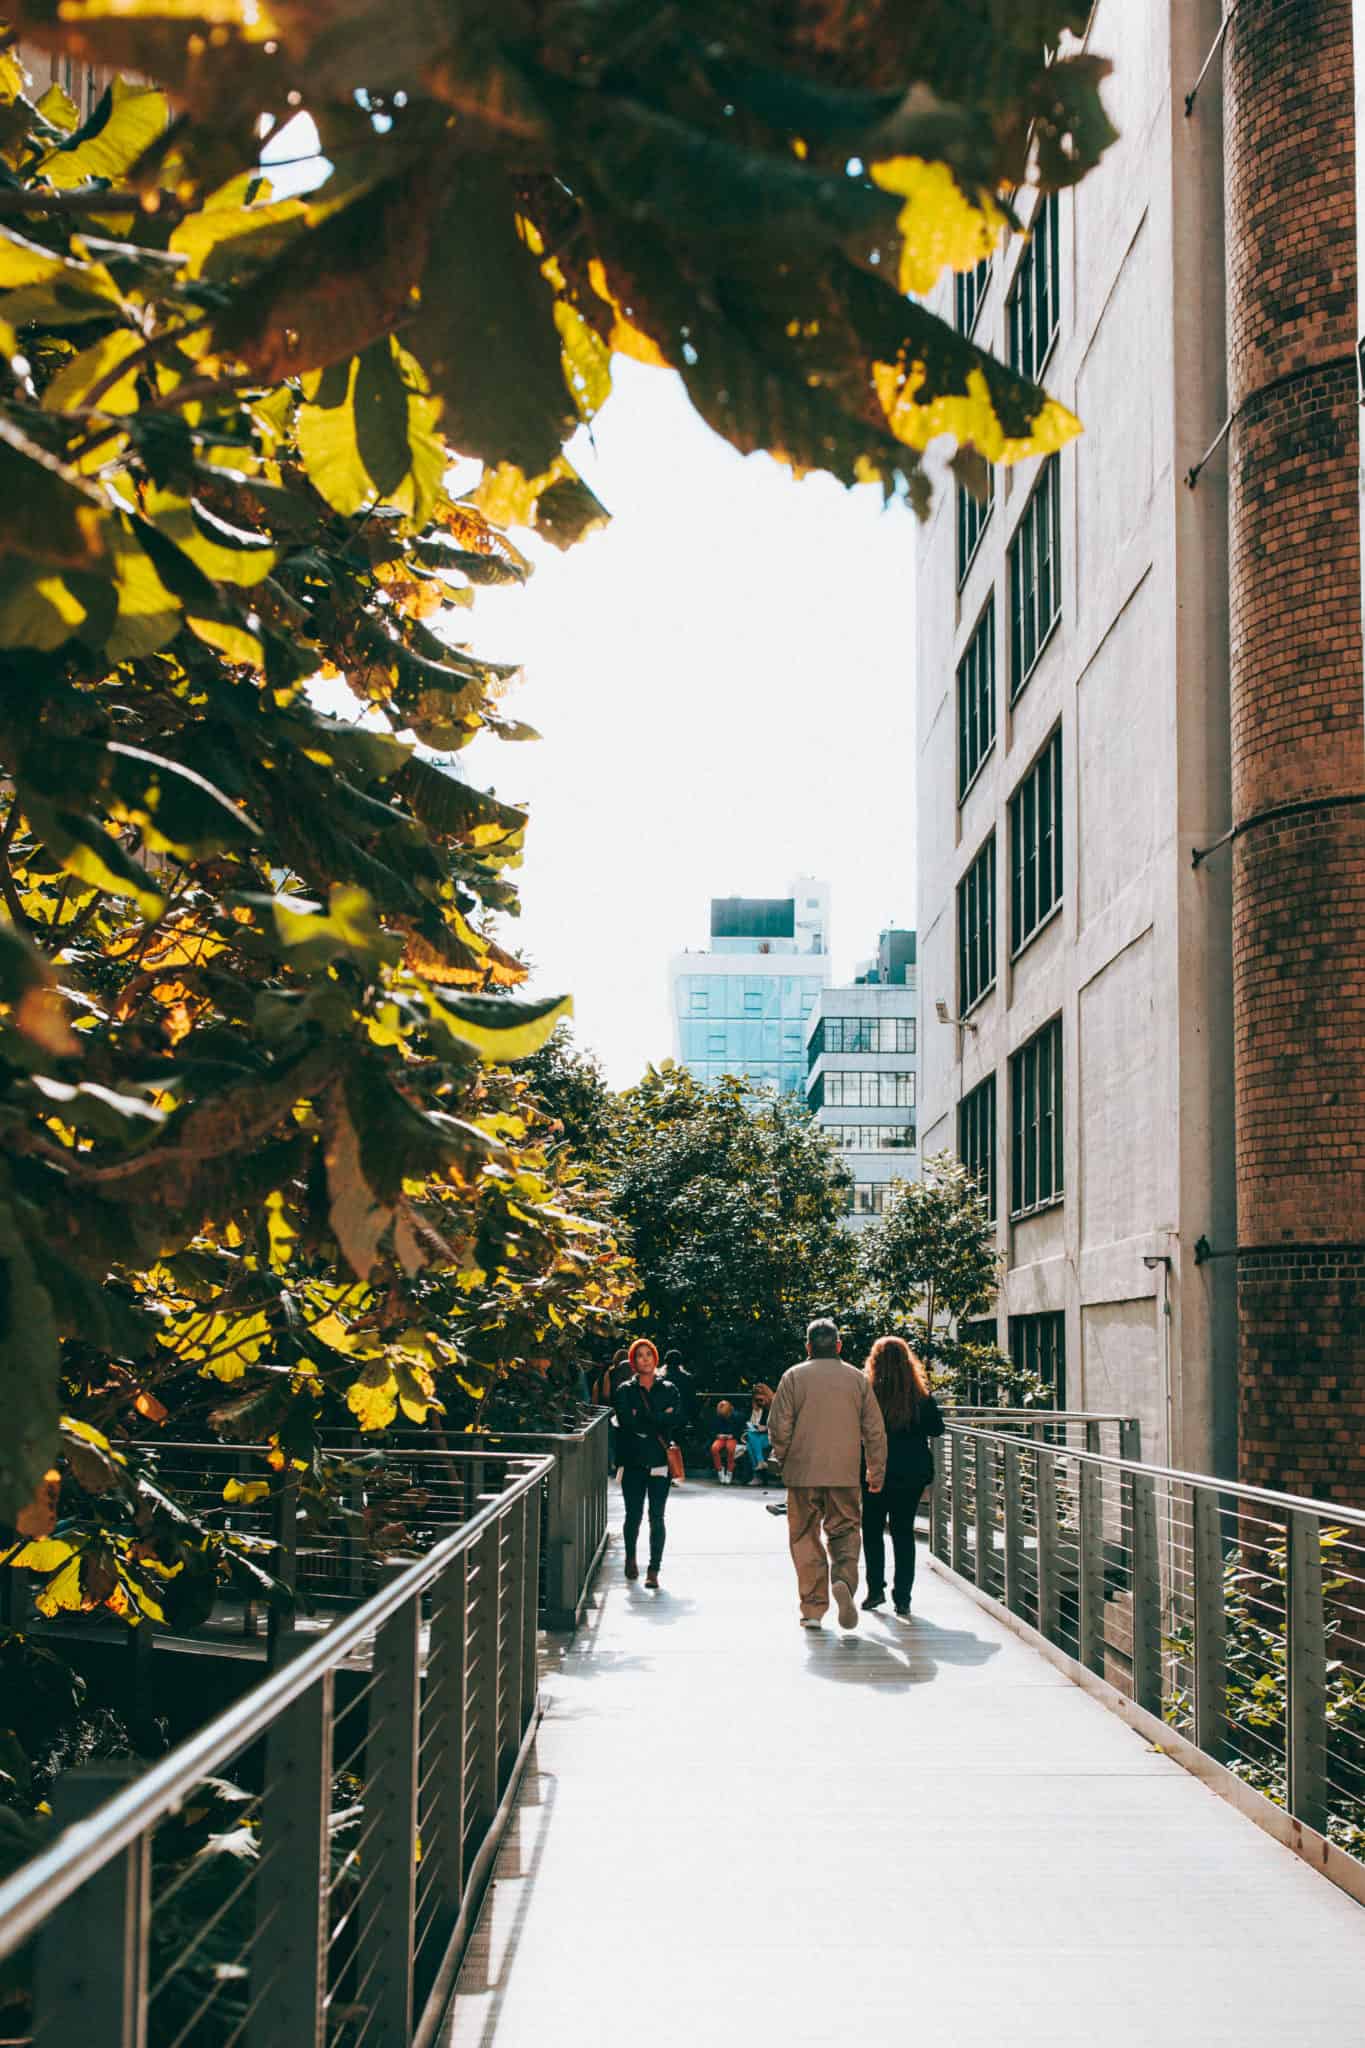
[[742, 1385, 774, 1484], [711, 1399, 740, 1484]]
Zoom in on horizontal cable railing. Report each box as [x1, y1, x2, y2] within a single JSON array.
[[945, 1409, 1143, 1460], [932, 1423, 1365, 1873], [0, 1450, 550, 2048]]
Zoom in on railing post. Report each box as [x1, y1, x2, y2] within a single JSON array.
[[470, 1513, 503, 1837], [423, 1547, 469, 1971], [1035, 1450, 1059, 1645], [930, 1456, 948, 1562], [35, 1762, 150, 2048], [1130, 1470, 1162, 1715], [1003, 1440, 1024, 1616], [355, 1571, 420, 2044], [973, 1436, 992, 1594], [521, 1481, 541, 1730], [1077, 1453, 1105, 1677], [346, 1467, 367, 1604], [1286, 1507, 1329, 1836], [251, 1670, 333, 2048], [267, 1472, 299, 1669], [949, 1434, 967, 1576], [541, 1448, 572, 1630], [502, 1487, 527, 1782], [1192, 1484, 1227, 1761]]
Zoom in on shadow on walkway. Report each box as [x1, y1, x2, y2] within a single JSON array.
[[801, 1615, 1000, 1690]]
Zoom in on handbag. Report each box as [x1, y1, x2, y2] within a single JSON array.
[[636, 1383, 684, 1484]]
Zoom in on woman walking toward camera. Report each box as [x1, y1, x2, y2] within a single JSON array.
[[862, 1337, 944, 1616], [612, 1339, 683, 1588]]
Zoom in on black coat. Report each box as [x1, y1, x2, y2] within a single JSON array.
[[612, 1376, 683, 1472], [874, 1395, 946, 1490]]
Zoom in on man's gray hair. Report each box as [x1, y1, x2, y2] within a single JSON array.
[[806, 1317, 840, 1358]]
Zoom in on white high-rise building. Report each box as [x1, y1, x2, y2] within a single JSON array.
[[669, 877, 832, 1097]]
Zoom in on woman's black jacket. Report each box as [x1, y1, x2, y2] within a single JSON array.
[[611, 1376, 683, 1472], [872, 1394, 946, 1489]]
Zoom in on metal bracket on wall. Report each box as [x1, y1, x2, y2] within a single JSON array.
[[1184, 2, 1242, 118], [1185, 407, 1237, 489]]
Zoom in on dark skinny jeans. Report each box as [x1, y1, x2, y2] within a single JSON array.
[[862, 1481, 926, 1606], [622, 1469, 671, 1569]]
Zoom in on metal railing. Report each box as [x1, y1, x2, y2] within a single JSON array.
[[945, 1409, 1142, 1460], [931, 1422, 1365, 1883], [0, 1450, 551, 2048]]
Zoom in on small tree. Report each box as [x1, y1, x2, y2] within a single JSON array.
[[856, 1153, 1042, 1402]]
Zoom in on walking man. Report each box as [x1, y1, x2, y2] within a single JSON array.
[[767, 1318, 887, 1630]]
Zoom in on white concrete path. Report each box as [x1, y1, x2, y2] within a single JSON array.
[[444, 1480, 1364, 2048]]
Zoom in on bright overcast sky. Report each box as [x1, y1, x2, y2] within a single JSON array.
[[461, 362, 919, 1088]]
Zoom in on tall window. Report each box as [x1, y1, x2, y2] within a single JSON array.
[[957, 601, 996, 802], [1008, 457, 1060, 699], [1010, 726, 1064, 955], [957, 472, 995, 588], [957, 1073, 997, 1220], [817, 1017, 916, 1055], [1007, 192, 1059, 384], [959, 1317, 1001, 1404], [1010, 1016, 1064, 1219], [849, 1181, 898, 1217], [820, 1071, 916, 1109], [1010, 1311, 1067, 1408], [955, 254, 990, 337], [957, 833, 996, 1016]]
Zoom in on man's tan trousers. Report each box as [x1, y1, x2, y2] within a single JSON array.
[[785, 1485, 861, 1620]]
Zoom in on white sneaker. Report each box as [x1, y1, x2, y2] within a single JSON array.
[[832, 1579, 858, 1631], [801, 1616, 822, 1630]]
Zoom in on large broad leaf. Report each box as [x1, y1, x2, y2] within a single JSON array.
[[393, 756, 527, 847], [22, 734, 261, 860], [23, 798, 166, 918], [411, 158, 576, 477], [0, 417, 109, 570], [36, 75, 168, 188], [427, 990, 573, 1063], [298, 339, 445, 525], [269, 884, 404, 975], [0, 1193, 60, 1524]]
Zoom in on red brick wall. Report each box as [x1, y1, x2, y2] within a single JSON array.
[[1226, 0, 1365, 1500]]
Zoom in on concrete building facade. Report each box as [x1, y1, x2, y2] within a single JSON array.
[[914, 1, 1238, 1472], [805, 928, 920, 1230]]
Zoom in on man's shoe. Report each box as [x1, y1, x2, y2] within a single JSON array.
[[832, 1579, 858, 1631], [800, 1616, 823, 1630], [863, 1592, 886, 1611], [645, 1567, 660, 1589], [624, 1558, 639, 1581], [894, 1601, 911, 1618], [764, 1501, 786, 1518]]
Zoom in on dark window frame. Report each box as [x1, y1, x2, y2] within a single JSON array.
[[1009, 724, 1064, 957], [957, 599, 997, 804], [1010, 1015, 1064, 1220], [1007, 192, 1060, 386], [956, 832, 997, 1018], [956, 471, 996, 590], [957, 1072, 998, 1221], [955, 254, 991, 338], [1008, 457, 1061, 701], [1009, 1310, 1067, 1408]]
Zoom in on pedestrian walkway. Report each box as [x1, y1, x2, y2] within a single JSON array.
[[443, 1483, 1363, 2047]]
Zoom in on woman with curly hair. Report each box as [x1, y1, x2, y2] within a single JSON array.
[[862, 1336, 944, 1616]]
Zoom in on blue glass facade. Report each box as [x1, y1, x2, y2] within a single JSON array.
[[673, 971, 826, 1095]]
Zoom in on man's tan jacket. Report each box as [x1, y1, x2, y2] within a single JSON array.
[[767, 1354, 888, 1491]]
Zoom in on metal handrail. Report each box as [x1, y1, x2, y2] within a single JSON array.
[[0, 1450, 553, 2045], [931, 1421, 1365, 1894]]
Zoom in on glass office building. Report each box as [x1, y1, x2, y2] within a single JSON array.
[[669, 881, 832, 1096]]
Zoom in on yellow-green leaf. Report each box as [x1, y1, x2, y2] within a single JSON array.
[[870, 157, 1007, 297], [223, 1477, 270, 1504], [38, 79, 169, 192], [298, 338, 445, 525]]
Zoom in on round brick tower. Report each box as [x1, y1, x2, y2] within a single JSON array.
[[1225, 0, 1365, 1499]]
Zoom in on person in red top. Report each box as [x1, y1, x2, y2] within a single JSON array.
[[710, 1398, 740, 1484]]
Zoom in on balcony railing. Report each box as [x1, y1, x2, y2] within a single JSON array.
[[931, 1422, 1365, 1898], [0, 1449, 551, 2048]]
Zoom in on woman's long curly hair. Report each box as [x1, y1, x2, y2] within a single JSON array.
[[866, 1335, 931, 1431]]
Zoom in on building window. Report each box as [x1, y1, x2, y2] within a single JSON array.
[[957, 1073, 997, 1221], [1008, 456, 1060, 700], [688, 985, 709, 1014], [822, 1072, 916, 1109], [1010, 1016, 1063, 1219], [955, 254, 990, 337], [816, 1017, 917, 1056], [848, 1181, 898, 1217], [957, 833, 996, 1017], [959, 1317, 1001, 1404], [957, 601, 996, 803], [1010, 1311, 1067, 1408], [956, 473, 995, 589], [1007, 192, 1059, 386], [824, 1124, 917, 1152], [1010, 726, 1064, 956]]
